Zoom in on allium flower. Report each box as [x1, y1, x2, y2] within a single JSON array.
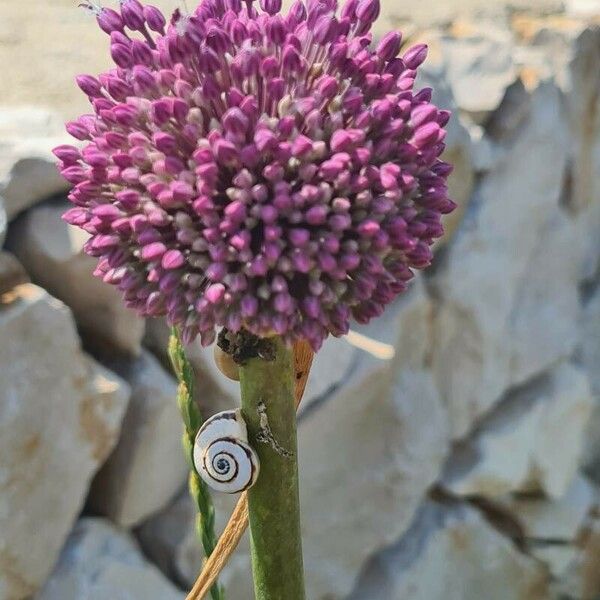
[[56, 0, 456, 350]]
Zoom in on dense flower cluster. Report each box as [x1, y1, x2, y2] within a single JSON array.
[[56, 0, 455, 349]]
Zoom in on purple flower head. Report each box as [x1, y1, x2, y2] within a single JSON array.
[[59, 0, 456, 350]]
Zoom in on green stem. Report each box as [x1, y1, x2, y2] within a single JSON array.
[[168, 328, 224, 600], [239, 336, 306, 600]]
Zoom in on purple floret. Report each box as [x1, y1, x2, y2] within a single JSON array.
[[57, 0, 456, 350]]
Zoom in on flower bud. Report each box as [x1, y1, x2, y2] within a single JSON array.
[[144, 5, 166, 33], [376, 31, 402, 61], [403, 43, 428, 69]]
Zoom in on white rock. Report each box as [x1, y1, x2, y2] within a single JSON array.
[[509, 475, 598, 541], [551, 515, 600, 599], [37, 518, 184, 600], [9, 200, 145, 355], [467, 123, 498, 173], [508, 210, 584, 386], [298, 369, 449, 599], [532, 545, 578, 581], [347, 500, 550, 600], [0, 108, 70, 220], [0, 285, 130, 600], [556, 28, 600, 282], [136, 490, 249, 594], [89, 350, 187, 527], [436, 24, 517, 123], [431, 82, 571, 438], [442, 363, 593, 499], [581, 289, 600, 481]]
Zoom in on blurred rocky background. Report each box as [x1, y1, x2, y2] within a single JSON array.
[[2, 0, 600, 599]]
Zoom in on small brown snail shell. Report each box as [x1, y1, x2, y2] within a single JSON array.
[[214, 345, 240, 381]]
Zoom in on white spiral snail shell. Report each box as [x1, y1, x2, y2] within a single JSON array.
[[193, 409, 260, 494]]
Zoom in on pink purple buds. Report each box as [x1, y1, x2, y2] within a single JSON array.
[[58, 0, 455, 350], [376, 31, 402, 61], [144, 5, 166, 32], [120, 0, 145, 30], [96, 8, 124, 34], [403, 43, 428, 69]]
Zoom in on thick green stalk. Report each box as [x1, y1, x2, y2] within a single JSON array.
[[168, 328, 224, 600], [239, 337, 306, 600]]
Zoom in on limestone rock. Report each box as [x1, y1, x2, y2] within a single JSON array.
[[434, 23, 517, 123], [551, 515, 600, 600], [9, 200, 144, 356], [581, 289, 600, 482], [298, 368, 448, 599], [430, 82, 572, 438], [533, 545, 578, 583], [509, 475, 598, 542], [0, 284, 130, 600], [559, 28, 600, 215], [90, 350, 187, 527], [37, 518, 184, 600], [508, 210, 583, 387], [534, 514, 600, 599], [347, 500, 550, 600], [136, 490, 249, 594], [442, 363, 593, 499], [0, 108, 70, 220], [0, 252, 28, 295]]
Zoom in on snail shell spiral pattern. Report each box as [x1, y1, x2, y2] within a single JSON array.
[[193, 409, 260, 494]]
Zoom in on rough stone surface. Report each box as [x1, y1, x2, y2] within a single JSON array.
[[299, 370, 448, 598], [90, 350, 187, 528], [430, 22, 518, 123], [347, 499, 550, 600], [37, 518, 184, 600], [0, 252, 28, 295], [0, 109, 70, 220], [533, 513, 600, 600], [508, 210, 583, 387], [551, 515, 600, 600], [430, 82, 573, 439], [136, 490, 247, 593], [9, 200, 145, 356], [0, 285, 129, 600], [581, 289, 600, 482], [441, 363, 593, 499], [508, 475, 598, 542]]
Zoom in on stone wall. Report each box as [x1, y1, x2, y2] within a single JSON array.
[[1, 3, 600, 600]]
